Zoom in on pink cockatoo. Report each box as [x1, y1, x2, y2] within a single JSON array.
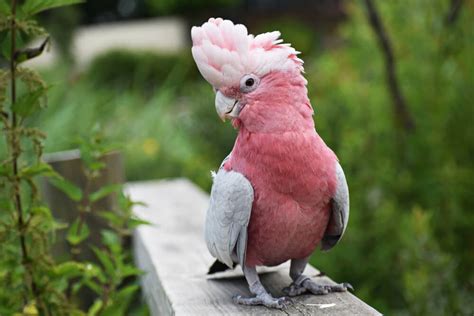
[[191, 18, 351, 308]]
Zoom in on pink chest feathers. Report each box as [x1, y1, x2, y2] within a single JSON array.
[[228, 128, 338, 267]]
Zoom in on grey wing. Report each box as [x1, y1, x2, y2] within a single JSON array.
[[205, 161, 253, 268], [321, 161, 350, 251]]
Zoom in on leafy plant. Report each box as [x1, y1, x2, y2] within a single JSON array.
[[51, 131, 149, 315], [0, 1, 148, 315]]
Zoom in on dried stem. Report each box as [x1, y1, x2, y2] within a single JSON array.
[[363, 0, 415, 131]]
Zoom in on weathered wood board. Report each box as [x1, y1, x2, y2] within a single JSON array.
[[128, 179, 382, 315]]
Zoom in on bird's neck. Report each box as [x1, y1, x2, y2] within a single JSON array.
[[235, 102, 315, 135]]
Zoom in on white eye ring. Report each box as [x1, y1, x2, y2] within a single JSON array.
[[239, 74, 260, 93]]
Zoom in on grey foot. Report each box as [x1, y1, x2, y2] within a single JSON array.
[[233, 292, 292, 309], [283, 278, 353, 296]]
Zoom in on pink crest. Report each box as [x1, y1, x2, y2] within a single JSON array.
[[191, 18, 304, 89]]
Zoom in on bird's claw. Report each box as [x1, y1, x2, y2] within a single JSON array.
[[283, 279, 354, 297], [233, 292, 292, 309]]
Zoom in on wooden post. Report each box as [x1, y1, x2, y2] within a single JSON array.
[[129, 179, 382, 315], [40, 149, 124, 306]]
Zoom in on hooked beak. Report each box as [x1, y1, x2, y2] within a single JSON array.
[[215, 90, 240, 122]]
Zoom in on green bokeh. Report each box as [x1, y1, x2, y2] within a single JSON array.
[[19, 1, 474, 314]]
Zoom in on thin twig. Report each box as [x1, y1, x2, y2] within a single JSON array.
[[363, 0, 415, 131]]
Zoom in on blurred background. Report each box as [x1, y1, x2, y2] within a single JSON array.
[[25, 0, 474, 314]]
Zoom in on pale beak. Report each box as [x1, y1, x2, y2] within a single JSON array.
[[215, 90, 240, 122]]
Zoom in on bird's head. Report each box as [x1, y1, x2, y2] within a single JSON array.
[[191, 18, 312, 132]]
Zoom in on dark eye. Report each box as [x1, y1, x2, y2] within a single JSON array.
[[240, 74, 260, 93]]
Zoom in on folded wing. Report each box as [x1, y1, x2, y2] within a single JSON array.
[[321, 161, 350, 251], [205, 158, 254, 268]]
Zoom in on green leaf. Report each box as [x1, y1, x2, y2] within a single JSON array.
[[121, 265, 143, 278], [28, 206, 56, 231], [97, 211, 123, 227], [90, 184, 121, 203], [11, 87, 46, 117], [83, 279, 102, 295], [129, 217, 152, 229], [101, 285, 139, 316], [101, 230, 121, 254], [0, 1, 10, 15], [21, 0, 84, 16], [49, 177, 83, 202], [55, 261, 85, 279], [14, 37, 50, 63], [82, 263, 105, 282], [88, 161, 106, 172], [52, 220, 69, 231], [87, 299, 103, 316], [117, 284, 139, 299], [21, 162, 60, 179], [91, 246, 115, 277], [67, 218, 89, 246], [0, 164, 8, 177], [30, 206, 52, 218]]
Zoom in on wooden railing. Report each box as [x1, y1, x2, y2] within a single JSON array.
[[128, 179, 382, 315]]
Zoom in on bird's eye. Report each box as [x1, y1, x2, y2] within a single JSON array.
[[240, 74, 259, 93]]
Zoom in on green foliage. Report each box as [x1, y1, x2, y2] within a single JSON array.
[[86, 50, 200, 93], [20, 0, 84, 17], [49, 177, 83, 202], [35, 52, 235, 190], [256, 18, 320, 55], [9, 0, 472, 315], [0, 2, 148, 315], [305, 1, 474, 314]]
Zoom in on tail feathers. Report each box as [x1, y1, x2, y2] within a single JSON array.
[[208, 259, 237, 274]]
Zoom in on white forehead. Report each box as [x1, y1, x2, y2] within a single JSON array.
[[191, 18, 303, 89]]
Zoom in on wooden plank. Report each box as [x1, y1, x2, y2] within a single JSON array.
[[128, 179, 382, 316]]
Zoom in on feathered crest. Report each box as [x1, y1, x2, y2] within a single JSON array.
[[191, 18, 304, 89]]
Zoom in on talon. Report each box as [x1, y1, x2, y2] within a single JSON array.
[[283, 278, 354, 296], [233, 293, 291, 309], [343, 282, 354, 292]]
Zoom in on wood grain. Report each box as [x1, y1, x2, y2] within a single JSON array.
[[128, 179, 382, 315]]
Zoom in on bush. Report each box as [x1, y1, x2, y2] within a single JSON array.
[[307, 1, 474, 314], [86, 50, 201, 94]]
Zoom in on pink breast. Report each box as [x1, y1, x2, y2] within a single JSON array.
[[229, 129, 337, 267]]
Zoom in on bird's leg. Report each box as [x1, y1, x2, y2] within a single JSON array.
[[283, 256, 353, 297], [233, 265, 291, 309]]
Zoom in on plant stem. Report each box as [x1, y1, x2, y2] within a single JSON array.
[[10, 0, 26, 278], [9, 0, 40, 307]]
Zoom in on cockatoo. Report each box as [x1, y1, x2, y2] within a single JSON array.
[[191, 18, 351, 309]]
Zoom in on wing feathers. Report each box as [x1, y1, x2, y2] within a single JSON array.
[[321, 161, 350, 251], [205, 165, 253, 268]]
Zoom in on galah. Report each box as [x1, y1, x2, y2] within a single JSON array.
[[191, 18, 351, 309]]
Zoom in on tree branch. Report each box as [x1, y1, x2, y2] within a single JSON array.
[[363, 0, 415, 131], [445, 0, 463, 25]]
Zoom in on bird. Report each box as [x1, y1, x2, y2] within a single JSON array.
[[191, 17, 351, 309]]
